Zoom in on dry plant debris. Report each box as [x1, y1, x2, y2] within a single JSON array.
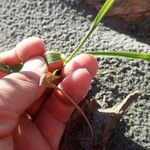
[[59, 91, 141, 149]]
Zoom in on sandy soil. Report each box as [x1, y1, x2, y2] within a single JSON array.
[[0, 0, 149, 149]]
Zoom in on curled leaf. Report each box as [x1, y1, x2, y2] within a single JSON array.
[[44, 51, 64, 64]]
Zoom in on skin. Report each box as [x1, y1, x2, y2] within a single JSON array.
[[0, 37, 98, 150]]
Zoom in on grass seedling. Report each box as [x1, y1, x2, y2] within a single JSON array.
[[0, 0, 149, 137]]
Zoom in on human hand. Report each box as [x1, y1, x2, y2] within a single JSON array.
[[0, 37, 98, 150]]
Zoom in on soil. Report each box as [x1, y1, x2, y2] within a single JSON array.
[[0, 0, 149, 149]]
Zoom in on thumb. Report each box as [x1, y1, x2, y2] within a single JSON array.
[[0, 56, 46, 137]]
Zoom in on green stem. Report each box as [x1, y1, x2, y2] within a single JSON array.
[[66, 0, 116, 62]]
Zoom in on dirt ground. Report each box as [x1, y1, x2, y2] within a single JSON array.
[[0, 0, 149, 149]]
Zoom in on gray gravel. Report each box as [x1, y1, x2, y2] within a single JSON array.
[[0, 0, 149, 149]]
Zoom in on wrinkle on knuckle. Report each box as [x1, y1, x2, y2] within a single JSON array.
[[15, 72, 39, 87]]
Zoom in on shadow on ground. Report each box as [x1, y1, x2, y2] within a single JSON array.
[[108, 120, 147, 150], [60, 76, 147, 150], [60, 110, 146, 150], [64, 0, 150, 45], [90, 79, 146, 150]]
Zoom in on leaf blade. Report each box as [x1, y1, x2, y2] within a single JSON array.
[[0, 63, 23, 73], [86, 51, 150, 61], [93, 0, 115, 27], [67, 0, 116, 62]]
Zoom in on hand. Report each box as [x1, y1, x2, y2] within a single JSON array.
[[0, 37, 98, 150]]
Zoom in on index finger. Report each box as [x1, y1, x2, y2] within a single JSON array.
[[0, 37, 45, 65]]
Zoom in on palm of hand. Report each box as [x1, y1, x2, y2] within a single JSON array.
[[0, 37, 97, 150]]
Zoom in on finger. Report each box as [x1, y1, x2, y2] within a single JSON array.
[[0, 56, 46, 137], [25, 61, 64, 118], [34, 54, 98, 149], [13, 114, 52, 150], [0, 37, 45, 65], [26, 54, 98, 118], [0, 71, 8, 78], [26, 89, 51, 118], [35, 68, 91, 150], [0, 136, 13, 150], [62, 54, 98, 78]]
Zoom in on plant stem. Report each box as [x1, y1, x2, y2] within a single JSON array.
[[66, 0, 116, 62]]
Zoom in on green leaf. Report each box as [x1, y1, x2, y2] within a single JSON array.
[[92, 0, 115, 28], [8, 64, 23, 72], [0, 64, 10, 72], [67, 0, 116, 62], [86, 51, 150, 61], [0, 63, 23, 73], [0, 51, 67, 73], [44, 51, 63, 64]]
